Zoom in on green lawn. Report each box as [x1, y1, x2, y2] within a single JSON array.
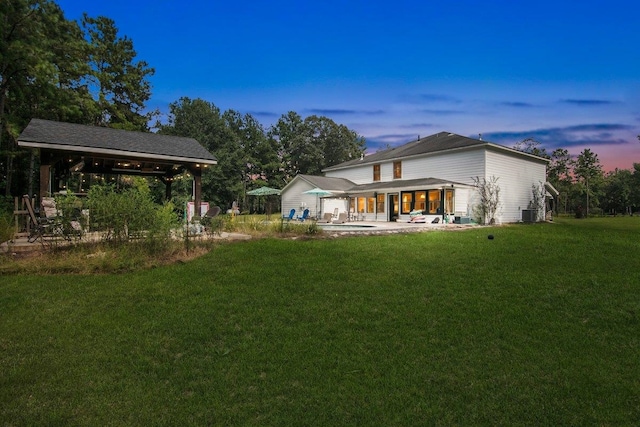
[[1, 217, 639, 425]]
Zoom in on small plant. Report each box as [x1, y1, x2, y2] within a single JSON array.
[[530, 181, 547, 222], [472, 176, 501, 225], [0, 212, 14, 244]]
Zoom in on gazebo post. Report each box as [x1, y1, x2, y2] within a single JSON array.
[[39, 164, 51, 200], [193, 169, 202, 218], [165, 179, 172, 201]]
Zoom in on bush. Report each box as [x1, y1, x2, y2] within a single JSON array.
[[0, 212, 14, 244], [86, 179, 179, 252]]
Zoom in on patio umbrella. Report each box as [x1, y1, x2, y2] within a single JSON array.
[[303, 187, 333, 218], [247, 186, 281, 216], [246, 186, 281, 196]]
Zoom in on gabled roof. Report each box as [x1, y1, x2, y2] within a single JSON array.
[[324, 131, 547, 171], [284, 174, 356, 193], [18, 118, 217, 165]]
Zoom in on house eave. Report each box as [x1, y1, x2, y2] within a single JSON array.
[[18, 140, 218, 165]]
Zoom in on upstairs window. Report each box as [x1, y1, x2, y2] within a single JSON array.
[[373, 164, 381, 181], [393, 161, 402, 179]]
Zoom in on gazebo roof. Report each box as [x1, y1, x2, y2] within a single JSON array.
[[18, 119, 216, 177]]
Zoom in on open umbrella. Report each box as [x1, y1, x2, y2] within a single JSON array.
[[246, 186, 281, 196], [247, 186, 281, 216], [303, 187, 333, 218]]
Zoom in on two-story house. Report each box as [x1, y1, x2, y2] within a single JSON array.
[[281, 132, 555, 224]]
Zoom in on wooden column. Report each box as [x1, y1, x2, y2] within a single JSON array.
[[39, 164, 51, 199], [165, 180, 172, 201], [193, 169, 202, 219]]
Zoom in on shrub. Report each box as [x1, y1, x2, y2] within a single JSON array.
[[86, 179, 179, 251], [0, 211, 14, 244]]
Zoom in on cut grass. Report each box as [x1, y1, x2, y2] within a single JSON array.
[[1, 217, 639, 425]]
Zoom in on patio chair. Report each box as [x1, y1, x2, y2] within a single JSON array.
[[204, 206, 221, 219], [22, 195, 56, 243], [317, 212, 333, 223], [332, 212, 347, 224], [202, 206, 222, 234], [283, 208, 296, 221], [297, 209, 310, 222], [40, 196, 83, 240]]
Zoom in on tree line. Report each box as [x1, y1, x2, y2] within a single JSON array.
[[155, 99, 365, 211], [514, 139, 640, 216]]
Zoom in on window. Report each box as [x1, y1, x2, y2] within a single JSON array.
[[377, 193, 385, 213], [393, 161, 402, 179], [357, 197, 365, 214], [401, 192, 413, 214], [373, 164, 381, 181], [428, 190, 441, 214], [415, 191, 426, 212], [445, 189, 454, 214], [367, 197, 375, 213]]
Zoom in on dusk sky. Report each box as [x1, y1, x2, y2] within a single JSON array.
[[57, 0, 640, 171]]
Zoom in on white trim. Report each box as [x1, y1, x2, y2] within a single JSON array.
[[18, 141, 218, 165]]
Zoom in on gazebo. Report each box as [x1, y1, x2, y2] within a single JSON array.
[[17, 119, 217, 215]]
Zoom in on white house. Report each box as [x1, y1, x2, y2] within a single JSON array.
[[281, 132, 556, 224]]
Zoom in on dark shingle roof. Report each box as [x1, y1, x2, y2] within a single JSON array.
[[324, 132, 488, 171], [18, 119, 217, 163]]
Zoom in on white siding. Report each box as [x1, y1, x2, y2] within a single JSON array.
[[281, 179, 321, 219], [401, 149, 486, 184], [326, 149, 487, 185], [485, 149, 547, 223], [325, 162, 372, 183], [454, 188, 473, 217]]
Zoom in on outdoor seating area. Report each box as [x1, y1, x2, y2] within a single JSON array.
[[13, 195, 84, 244]]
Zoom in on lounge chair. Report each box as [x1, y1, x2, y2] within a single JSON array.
[[332, 212, 347, 224], [297, 209, 310, 221], [283, 208, 295, 221], [204, 206, 221, 219], [202, 206, 222, 234], [41, 196, 83, 237], [317, 212, 333, 223], [22, 195, 57, 243]]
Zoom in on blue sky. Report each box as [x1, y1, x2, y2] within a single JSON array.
[[57, 0, 640, 171]]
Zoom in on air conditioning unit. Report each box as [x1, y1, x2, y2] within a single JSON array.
[[522, 209, 536, 223]]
